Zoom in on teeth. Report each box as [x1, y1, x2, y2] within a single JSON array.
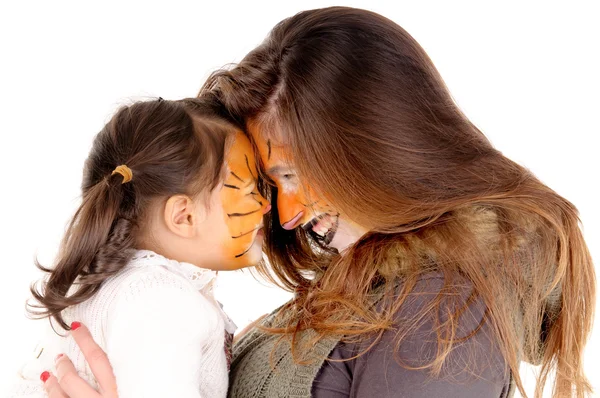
[[309, 213, 336, 239]]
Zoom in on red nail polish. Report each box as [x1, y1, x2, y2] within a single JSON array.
[[40, 371, 50, 383], [71, 321, 81, 330], [55, 353, 64, 361]]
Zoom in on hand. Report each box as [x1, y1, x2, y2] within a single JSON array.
[[42, 322, 118, 397]]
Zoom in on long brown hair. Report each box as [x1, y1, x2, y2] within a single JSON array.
[[28, 97, 238, 329], [201, 6, 595, 398]]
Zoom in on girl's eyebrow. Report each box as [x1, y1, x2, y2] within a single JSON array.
[[224, 184, 240, 190]]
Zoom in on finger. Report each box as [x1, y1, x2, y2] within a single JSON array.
[[70, 322, 118, 395], [55, 354, 100, 397], [42, 372, 69, 398]]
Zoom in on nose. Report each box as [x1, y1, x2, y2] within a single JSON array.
[[256, 191, 270, 215], [278, 194, 305, 230]]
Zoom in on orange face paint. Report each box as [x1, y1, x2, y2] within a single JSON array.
[[220, 132, 270, 266], [247, 122, 368, 250], [248, 123, 333, 231]]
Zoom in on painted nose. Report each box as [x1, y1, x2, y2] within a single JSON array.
[[262, 204, 272, 214], [277, 191, 307, 230]]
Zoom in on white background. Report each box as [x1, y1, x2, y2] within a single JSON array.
[[1, 1, 598, 396]]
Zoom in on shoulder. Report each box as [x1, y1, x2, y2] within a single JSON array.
[[379, 272, 491, 356], [107, 261, 221, 330], [373, 272, 483, 321], [314, 274, 510, 397], [115, 261, 197, 294], [377, 273, 506, 381]]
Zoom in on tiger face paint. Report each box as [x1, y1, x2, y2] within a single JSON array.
[[247, 122, 341, 246], [220, 132, 270, 267]]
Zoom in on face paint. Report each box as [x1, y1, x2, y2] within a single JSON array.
[[220, 132, 270, 266], [248, 122, 341, 245]]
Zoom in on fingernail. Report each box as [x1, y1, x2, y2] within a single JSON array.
[[71, 321, 81, 330], [40, 371, 50, 383], [55, 353, 64, 362]]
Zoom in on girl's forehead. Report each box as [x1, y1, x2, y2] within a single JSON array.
[[227, 131, 253, 155], [225, 132, 258, 181]]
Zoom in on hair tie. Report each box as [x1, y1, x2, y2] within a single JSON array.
[[111, 165, 133, 184]]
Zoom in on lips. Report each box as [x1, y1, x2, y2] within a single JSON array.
[[281, 211, 304, 230], [303, 213, 339, 245]]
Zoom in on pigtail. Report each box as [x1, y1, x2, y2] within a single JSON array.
[[28, 173, 137, 330]]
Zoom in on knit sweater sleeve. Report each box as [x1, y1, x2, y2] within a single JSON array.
[[106, 269, 223, 398]]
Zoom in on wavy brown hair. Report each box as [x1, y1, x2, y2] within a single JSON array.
[[201, 6, 595, 397], [28, 97, 238, 329]]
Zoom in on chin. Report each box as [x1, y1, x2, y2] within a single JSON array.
[[246, 240, 265, 264], [328, 222, 361, 252], [328, 234, 350, 251], [229, 239, 264, 269]]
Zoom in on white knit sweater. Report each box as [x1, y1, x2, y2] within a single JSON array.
[[8, 250, 236, 398]]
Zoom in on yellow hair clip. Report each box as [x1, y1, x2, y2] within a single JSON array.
[[111, 165, 133, 184]]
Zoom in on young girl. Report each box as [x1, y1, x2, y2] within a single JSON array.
[[9, 97, 270, 397]]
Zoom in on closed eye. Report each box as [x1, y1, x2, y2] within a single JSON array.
[[267, 166, 296, 181]]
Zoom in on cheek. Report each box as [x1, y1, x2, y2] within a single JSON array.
[[220, 190, 262, 258], [225, 234, 255, 258], [279, 178, 298, 195], [220, 218, 262, 269], [277, 191, 299, 210], [226, 214, 260, 238]]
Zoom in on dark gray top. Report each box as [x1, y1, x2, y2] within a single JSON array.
[[311, 276, 512, 398]]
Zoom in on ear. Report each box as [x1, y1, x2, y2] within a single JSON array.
[[163, 195, 204, 238]]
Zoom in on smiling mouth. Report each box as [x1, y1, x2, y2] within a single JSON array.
[[303, 213, 339, 245]]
